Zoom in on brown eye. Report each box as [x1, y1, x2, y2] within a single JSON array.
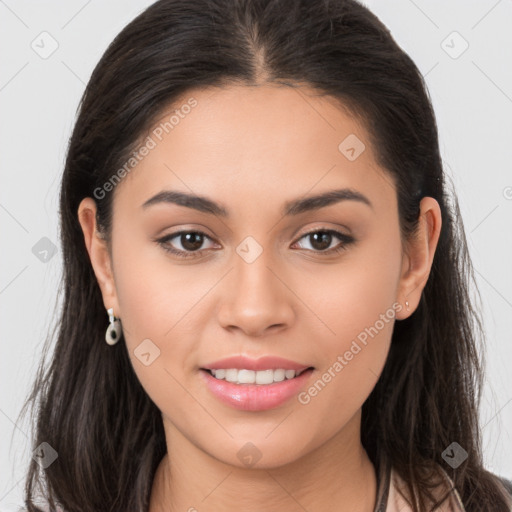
[[293, 229, 355, 255], [179, 232, 205, 251], [156, 230, 216, 258], [307, 231, 332, 251]]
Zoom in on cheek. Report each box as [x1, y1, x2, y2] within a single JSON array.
[[111, 239, 216, 391], [111, 254, 199, 420], [295, 283, 397, 439], [297, 232, 401, 409], [112, 232, 203, 340], [302, 238, 401, 355]]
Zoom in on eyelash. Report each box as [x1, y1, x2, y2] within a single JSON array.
[[155, 228, 355, 259]]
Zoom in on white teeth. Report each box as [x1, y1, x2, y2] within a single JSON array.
[[225, 369, 239, 382], [238, 369, 256, 384], [273, 369, 285, 382], [208, 368, 309, 384], [256, 369, 274, 385], [213, 369, 225, 379], [285, 369, 296, 379]]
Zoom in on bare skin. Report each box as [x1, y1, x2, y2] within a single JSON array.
[[78, 84, 441, 511]]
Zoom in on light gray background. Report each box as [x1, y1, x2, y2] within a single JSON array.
[[1, 0, 511, 509]]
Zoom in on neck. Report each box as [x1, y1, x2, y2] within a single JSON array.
[[149, 412, 377, 512]]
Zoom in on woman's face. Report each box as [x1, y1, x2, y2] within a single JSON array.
[[80, 84, 439, 469]]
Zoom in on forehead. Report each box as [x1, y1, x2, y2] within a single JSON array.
[[111, 84, 395, 216]]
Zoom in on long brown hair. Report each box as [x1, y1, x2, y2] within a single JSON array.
[[18, 0, 511, 510]]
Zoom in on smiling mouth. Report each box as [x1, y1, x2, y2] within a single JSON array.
[[200, 366, 315, 411], [201, 367, 314, 385]]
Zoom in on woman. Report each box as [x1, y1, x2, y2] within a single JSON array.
[[18, 0, 512, 510]]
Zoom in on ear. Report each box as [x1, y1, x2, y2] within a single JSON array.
[[77, 197, 121, 317], [395, 196, 442, 321]]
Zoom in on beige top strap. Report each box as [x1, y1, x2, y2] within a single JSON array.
[[385, 467, 465, 511]]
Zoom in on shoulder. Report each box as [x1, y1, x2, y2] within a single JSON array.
[[499, 475, 512, 495], [373, 455, 465, 512], [387, 465, 465, 511], [384, 465, 512, 512], [496, 474, 512, 507]]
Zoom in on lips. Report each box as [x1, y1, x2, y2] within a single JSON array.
[[199, 355, 315, 411]]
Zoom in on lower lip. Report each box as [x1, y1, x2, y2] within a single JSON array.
[[200, 368, 314, 411]]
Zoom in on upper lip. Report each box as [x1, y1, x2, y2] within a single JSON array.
[[202, 355, 312, 372]]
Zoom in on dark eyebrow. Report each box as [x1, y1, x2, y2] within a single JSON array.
[[141, 190, 228, 216], [141, 187, 373, 216], [283, 188, 373, 215]]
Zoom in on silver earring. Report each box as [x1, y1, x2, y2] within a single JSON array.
[[405, 301, 410, 312], [105, 307, 122, 345]]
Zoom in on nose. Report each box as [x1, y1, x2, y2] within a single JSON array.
[[216, 248, 296, 338]]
